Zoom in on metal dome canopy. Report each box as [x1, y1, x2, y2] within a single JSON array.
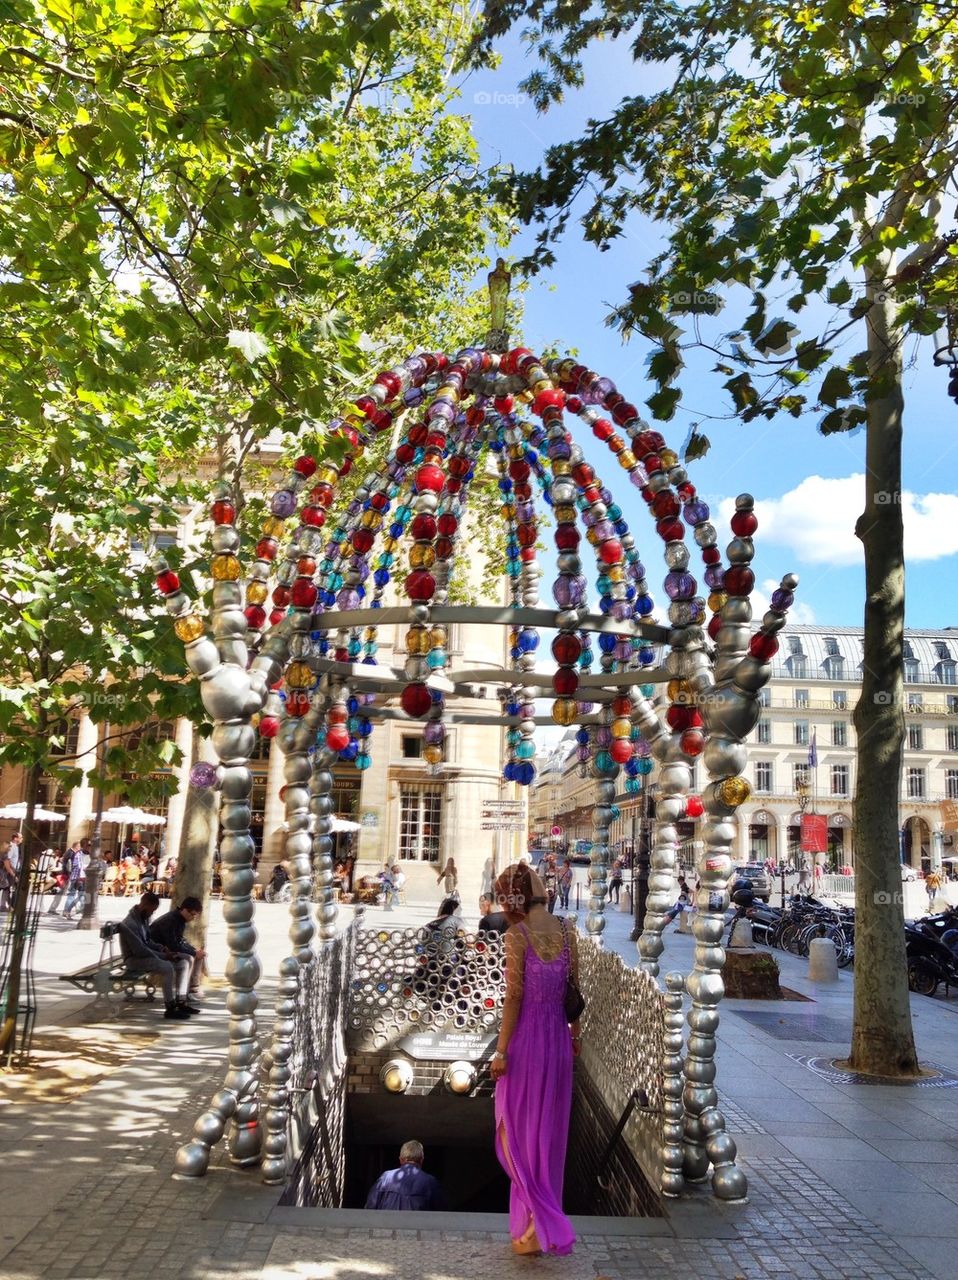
[[155, 277, 798, 1198]]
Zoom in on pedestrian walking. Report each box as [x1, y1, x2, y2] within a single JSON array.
[[609, 858, 623, 905], [925, 870, 942, 911], [435, 857, 458, 900]]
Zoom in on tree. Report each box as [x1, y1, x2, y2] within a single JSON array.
[[475, 0, 958, 1075]]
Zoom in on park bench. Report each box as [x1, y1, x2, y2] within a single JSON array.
[[58, 922, 159, 1001]]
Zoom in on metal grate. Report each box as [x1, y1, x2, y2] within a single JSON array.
[[789, 1053, 958, 1088], [728, 1010, 851, 1043]]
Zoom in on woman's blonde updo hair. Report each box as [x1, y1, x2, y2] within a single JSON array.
[[494, 863, 547, 922]]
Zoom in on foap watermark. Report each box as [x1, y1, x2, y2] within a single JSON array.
[[669, 289, 722, 312], [873, 890, 905, 906], [874, 490, 903, 505], [473, 90, 528, 108], [873, 690, 895, 706]]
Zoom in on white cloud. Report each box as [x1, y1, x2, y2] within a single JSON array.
[[719, 474, 958, 567]]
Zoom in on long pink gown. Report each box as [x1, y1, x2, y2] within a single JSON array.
[[494, 921, 576, 1255]]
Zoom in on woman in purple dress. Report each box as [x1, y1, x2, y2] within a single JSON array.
[[490, 863, 579, 1257]]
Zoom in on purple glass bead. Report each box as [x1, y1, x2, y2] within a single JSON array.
[[614, 638, 632, 660], [683, 500, 710, 524], [521, 702, 536, 718], [629, 466, 649, 487], [704, 565, 725, 589], [629, 561, 646, 581], [596, 726, 612, 747], [593, 520, 614, 541], [664, 571, 697, 601], [576, 700, 594, 715], [189, 762, 217, 789], [350, 556, 369, 577], [771, 588, 794, 611], [594, 376, 616, 400], [270, 489, 297, 518], [548, 439, 572, 461], [635, 739, 651, 757], [552, 575, 575, 608], [582, 508, 598, 528], [336, 588, 360, 610], [516, 502, 535, 523], [403, 387, 424, 406], [346, 500, 362, 517], [424, 721, 445, 745], [575, 745, 590, 762], [599, 486, 613, 505], [611, 600, 633, 622], [427, 400, 455, 422]]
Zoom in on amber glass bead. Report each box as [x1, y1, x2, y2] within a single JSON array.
[[174, 614, 205, 643], [211, 554, 241, 581]]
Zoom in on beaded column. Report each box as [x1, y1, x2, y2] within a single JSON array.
[[661, 972, 687, 1197]]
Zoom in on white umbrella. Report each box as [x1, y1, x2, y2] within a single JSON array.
[[941, 855, 958, 863], [92, 806, 166, 826], [330, 816, 360, 833], [0, 802, 66, 823]]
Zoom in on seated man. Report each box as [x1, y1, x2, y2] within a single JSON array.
[[148, 895, 207, 998], [116, 890, 198, 1020], [365, 1140, 447, 1211], [478, 893, 508, 935]]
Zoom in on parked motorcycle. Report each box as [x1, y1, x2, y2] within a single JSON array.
[[747, 901, 783, 947], [905, 921, 958, 996]]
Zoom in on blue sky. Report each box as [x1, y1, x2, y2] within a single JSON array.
[[457, 32, 958, 631]]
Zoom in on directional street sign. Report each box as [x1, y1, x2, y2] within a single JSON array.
[[480, 820, 525, 831]]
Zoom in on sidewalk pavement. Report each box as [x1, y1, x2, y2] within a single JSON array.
[[0, 894, 956, 1279]]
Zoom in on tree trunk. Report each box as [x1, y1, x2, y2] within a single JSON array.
[[848, 261, 919, 1076], [0, 761, 43, 1062], [172, 736, 220, 956]]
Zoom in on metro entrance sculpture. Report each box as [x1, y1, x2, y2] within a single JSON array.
[[156, 285, 797, 1200]]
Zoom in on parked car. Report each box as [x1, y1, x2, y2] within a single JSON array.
[[901, 864, 919, 882], [730, 862, 771, 902]]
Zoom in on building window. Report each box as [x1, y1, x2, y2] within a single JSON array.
[[938, 661, 957, 686], [831, 764, 849, 797], [794, 689, 809, 708], [757, 719, 771, 745], [832, 722, 847, 747], [832, 689, 848, 710], [907, 692, 923, 712], [48, 718, 81, 759], [788, 656, 808, 679], [401, 735, 422, 759], [755, 761, 772, 793], [757, 688, 770, 708], [398, 784, 442, 862], [947, 725, 958, 752], [794, 721, 809, 747], [907, 767, 926, 800], [949, 695, 958, 715], [947, 769, 958, 800], [824, 655, 845, 678], [908, 723, 923, 751], [794, 763, 810, 791]]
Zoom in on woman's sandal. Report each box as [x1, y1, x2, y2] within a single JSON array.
[[511, 1223, 542, 1257]]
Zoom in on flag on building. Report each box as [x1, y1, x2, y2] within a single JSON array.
[[807, 729, 817, 769]]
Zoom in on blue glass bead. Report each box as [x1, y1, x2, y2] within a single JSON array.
[[610, 805, 620, 820], [362, 655, 377, 664], [635, 594, 654, 616], [625, 757, 640, 776], [365, 641, 378, 655], [356, 752, 372, 770], [507, 561, 520, 577], [426, 649, 446, 669], [510, 646, 520, 660], [516, 740, 535, 760], [625, 777, 641, 794], [506, 543, 519, 559], [515, 762, 536, 785], [594, 750, 616, 775], [638, 648, 655, 665], [498, 478, 513, 492], [614, 518, 629, 536], [339, 741, 359, 761], [348, 640, 362, 657], [503, 762, 517, 781], [575, 729, 590, 746], [507, 729, 521, 746], [636, 757, 654, 775], [517, 630, 539, 653], [598, 633, 617, 653]]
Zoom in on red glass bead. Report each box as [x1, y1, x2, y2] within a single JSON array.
[[707, 613, 723, 640], [371, 409, 393, 432], [517, 523, 536, 548], [635, 431, 666, 454], [407, 422, 428, 446], [686, 795, 704, 818], [244, 605, 266, 628], [466, 406, 486, 426], [272, 586, 291, 606], [269, 608, 285, 626], [291, 579, 317, 608], [555, 524, 580, 550], [259, 715, 280, 738], [651, 491, 680, 519], [494, 396, 514, 413], [326, 725, 350, 751], [446, 478, 462, 494], [294, 455, 317, 477], [448, 456, 470, 478], [301, 505, 325, 527], [334, 647, 349, 663], [405, 570, 436, 601], [326, 704, 347, 724], [677, 483, 697, 502], [415, 463, 444, 493], [568, 364, 588, 387], [285, 692, 310, 718], [211, 500, 235, 524], [311, 483, 334, 507], [572, 462, 595, 486], [680, 728, 704, 756], [514, 483, 532, 501], [532, 388, 565, 416], [396, 442, 415, 465], [509, 460, 530, 482], [369, 492, 388, 511], [731, 509, 758, 536], [255, 538, 278, 561], [352, 528, 374, 554], [437, 513, 458, 536], [612, 401, 638, 425], [749, 632, 779, 661], [605, 391, 623, 410], [551, 634, 582, 665], [552, 667, 579, 696], [724, 566, 755, 596], [656, 518, 684, 542], [583, 486, 601, 506], [155, 570, 179, 594], [296, 556, 317, 576], [520, 546, 536, 561], [401, 683, 433, 718], [566, 395, 583, 413], [702, 546, 722, 564], [599, 539, 622, 565], [612, 695, 633, 717], [426, 430, 446, 449], [435, 537, 454, 560], [354, 395, 377, 418], [644, 454, 662, 474], [610, 738, 633, 764], [339, 457, 353, 478], [410, 513, 437, 540], [666, 704, 699, 731], [375, 370, 401, 398]]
